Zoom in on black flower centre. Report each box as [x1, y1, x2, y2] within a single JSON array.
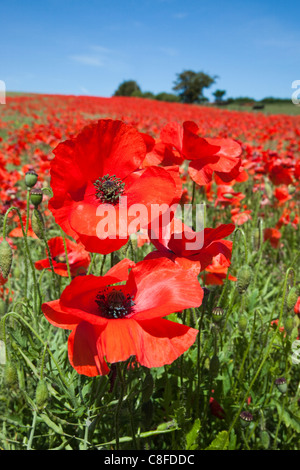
[[95, 288, 135, 319], [94, 174, 125, 204]]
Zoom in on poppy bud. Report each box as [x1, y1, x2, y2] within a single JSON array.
[[0, 239, 13, 279], [238, 316, 248, 333], [286, 287, 298, 311], [25, 170, 38, 188], [35, 379, 49, 409], [260, 430, 270, 449], [209, 354, 220, 378], [239, 410, 253, 427], [237, 265, 252, 294], [275, 377, 287, 394], [212, 306, 224, 323], [31, 209, 45, 239], [30, 188, 43, 207], [4, 361, 18, 388], [284, 317, 294, 336]]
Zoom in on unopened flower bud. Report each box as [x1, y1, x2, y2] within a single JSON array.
[[284, 317, 294, 336], [286, 287, 298, 311], [238, 316, 248, 333], [237, 265, 252, 294], [4, 361, 18, 388], [275, 377, 287, 394], [25, 170, 38, 188], [31, 209, 45, 239], [0, 239, 13, 279], [35, 379, 49, 409], [30, 188, 43, 207], [240, 410, 253, 427]]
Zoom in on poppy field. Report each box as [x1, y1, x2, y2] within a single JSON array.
[[0, 93, 299, 451]]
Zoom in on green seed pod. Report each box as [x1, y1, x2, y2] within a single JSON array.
[[286, 287, 298, 311], [284, 317, 294, 336], [237, 265, 252, 294], [31, 209, 45, 239], [4, 361, 18, 388], [275, 377, 287, 394], [239, 410, 253, 428], [0, 239, 13, 279], [30, 188, 43, 207], [238, 316, 248, 333], [25, 170, 38, 188], [260, 430, 270, 449], [209, 354, 220, 378], [35, 379, 49, 409], [212, 307, 224, 323]]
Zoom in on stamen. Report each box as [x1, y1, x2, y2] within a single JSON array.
[[95, 288, 135, 319], [94, 174, 125, 204]]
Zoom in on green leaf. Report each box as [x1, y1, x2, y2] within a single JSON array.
[[206, 430, 229, 450], [186, 418, 201, 450]]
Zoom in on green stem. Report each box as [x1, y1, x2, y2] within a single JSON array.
[[59, 227, 72, 282], [27, 409, 37, 450]]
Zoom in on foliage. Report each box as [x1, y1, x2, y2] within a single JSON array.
[[173, 70, 217, 103]]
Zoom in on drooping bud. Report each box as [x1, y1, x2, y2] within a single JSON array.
[[4, 361, 18, 388], [286, 287, 298, 311], [35, 379, 49, 409], [275, 377, 287, 394], [212, 307, 224, 323], [237, 265, 252, 294], [239, 410, 253, 427], [0, 239, 13, 279], [25, 170, 38, 188], [31, 209, 45, 239], [30, 188, 43, 208]]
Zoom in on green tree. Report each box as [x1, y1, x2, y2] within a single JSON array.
[[113, 80, 141, 97], [173, 70, 217, 104], [213, 89, 226, 103]]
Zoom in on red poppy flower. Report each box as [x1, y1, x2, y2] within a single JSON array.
[[274, 186, 292, 206], [203, 250, 237, 285], [146, 217, 235, 276], [35, 236, 91, 278], [294, 297, 300, 315], [209, 394, 226, 420], [264, 227, 282, 248], [49, 119, 181, 254], [231, 207, 252, 225], [41, 257, 203, 376], [214, 185, 245, 208], [160, 121, 242, 186]]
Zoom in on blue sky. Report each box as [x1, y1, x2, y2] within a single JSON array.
[[1, 0, 299, 100]]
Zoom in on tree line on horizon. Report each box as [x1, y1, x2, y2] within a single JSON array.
[[113, 70, 291, 106]]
